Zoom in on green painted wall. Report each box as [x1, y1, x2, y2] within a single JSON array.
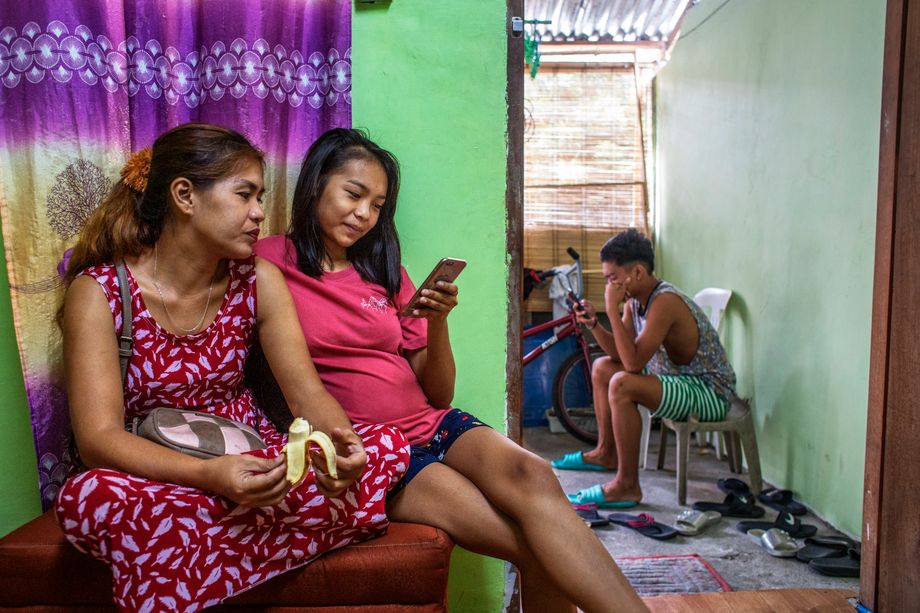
[[352, 2, 508, 611], [0, 228, 41, 537], [655, 0, 885, 536]]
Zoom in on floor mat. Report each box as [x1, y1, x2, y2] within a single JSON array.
[[614, 554, 732, 596]]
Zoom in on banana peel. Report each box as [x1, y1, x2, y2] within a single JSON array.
[[285, 417, 338, 485]]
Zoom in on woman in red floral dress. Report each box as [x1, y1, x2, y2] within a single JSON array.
[[55, 123, 409, 612]]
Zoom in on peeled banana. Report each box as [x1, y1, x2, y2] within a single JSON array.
[[285, 417, 338, 484]]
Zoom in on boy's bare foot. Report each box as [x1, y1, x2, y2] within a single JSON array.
[[601, 480, 643, 504], [581, 449, 617, 470]]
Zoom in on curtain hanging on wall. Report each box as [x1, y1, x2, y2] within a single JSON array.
[[0, 0, 351, 509]]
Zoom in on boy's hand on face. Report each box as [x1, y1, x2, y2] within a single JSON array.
[[605, 277, 629, 308]]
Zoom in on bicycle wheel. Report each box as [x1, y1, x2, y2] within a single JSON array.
[[552, 346, 606, 444]]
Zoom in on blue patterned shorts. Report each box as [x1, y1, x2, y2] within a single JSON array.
[[387, 408, 489, 499]]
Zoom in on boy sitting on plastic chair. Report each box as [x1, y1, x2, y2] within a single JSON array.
[[550, 229, 736, 507]]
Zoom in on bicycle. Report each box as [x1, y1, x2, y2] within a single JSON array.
[[522, 248, 603, 444]]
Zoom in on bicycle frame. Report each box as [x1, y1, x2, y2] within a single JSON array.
[[522, 249, 603, 440], [523, 249, 594, 368], [522, 310, 594, 367]]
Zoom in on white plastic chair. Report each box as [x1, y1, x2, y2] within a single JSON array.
[[638, 288, 732, 469]]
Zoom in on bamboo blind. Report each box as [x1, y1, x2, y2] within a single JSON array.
[[524, 65, 653, 312]]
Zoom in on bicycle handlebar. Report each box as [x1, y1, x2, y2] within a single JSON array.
[[566, 247, 580, 261]]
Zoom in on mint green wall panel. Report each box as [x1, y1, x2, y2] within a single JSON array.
[[656, 0, 885, 535]]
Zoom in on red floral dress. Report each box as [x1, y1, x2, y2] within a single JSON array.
[[54, 258, 409, 612]]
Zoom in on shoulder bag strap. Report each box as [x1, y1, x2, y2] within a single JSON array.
[[114, 262, 134, 385]]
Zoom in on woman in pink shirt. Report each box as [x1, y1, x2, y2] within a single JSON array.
[[255, 129, 646, 613]]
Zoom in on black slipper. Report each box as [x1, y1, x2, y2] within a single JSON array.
[[693, 492, 765, 518], [717, 478, 752, 496], [607, 512, 678, 540], [809, 546, 860, 577], [796, 535, 857, 563], [571, 503, 610, 528], [736, 510, 817, 539], [758, 487, 807, 515]]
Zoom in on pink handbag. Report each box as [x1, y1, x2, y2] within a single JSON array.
[[133, 407, 266, 459]]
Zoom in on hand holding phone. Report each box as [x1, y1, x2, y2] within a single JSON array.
[[572, 298, 597, 327], [400, 258, 467, 317]]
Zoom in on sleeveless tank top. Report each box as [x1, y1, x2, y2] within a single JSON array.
[[630, 281, 736, 402]]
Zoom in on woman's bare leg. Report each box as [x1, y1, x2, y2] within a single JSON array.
[[388, 463, 575, 613], [443, 428, 648, 613]]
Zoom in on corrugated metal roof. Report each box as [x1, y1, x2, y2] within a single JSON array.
[[527, 0, 696, 43]]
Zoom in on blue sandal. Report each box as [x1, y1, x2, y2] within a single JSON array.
[[551, 451, 612, 472], [566, 484, 639, 508]]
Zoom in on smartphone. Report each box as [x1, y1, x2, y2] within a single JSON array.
[[400, 258, 467, 317]]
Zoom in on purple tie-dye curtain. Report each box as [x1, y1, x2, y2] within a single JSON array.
[[0, 0, 351, 509]]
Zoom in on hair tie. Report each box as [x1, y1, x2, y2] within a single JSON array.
[[121, 147, 152, 193]]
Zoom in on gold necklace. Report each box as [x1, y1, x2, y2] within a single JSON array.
[[152, 244, 216, 334]]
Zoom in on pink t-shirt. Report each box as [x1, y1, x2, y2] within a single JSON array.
[[254, 235, 449, 446]]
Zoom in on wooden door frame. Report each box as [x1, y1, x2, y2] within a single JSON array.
[[506, 0, 524, 445], [862, 0, 919, 610]]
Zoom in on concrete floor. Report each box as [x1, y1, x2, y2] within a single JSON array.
[[523, 424, 861, 594]]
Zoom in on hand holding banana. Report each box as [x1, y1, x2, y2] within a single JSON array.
[[285, 417, 338, 484]]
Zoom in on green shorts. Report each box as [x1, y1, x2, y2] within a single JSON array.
[[654, 374, 728, 422]]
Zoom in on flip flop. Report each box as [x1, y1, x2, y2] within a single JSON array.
[[747, 528, 801, 558], [717, 478, 752, 496], [809, 546, 861, 577], [796, 535, 857, 563], [607, 512, 678, 540], [551, 451, 612, 472], [673, 509, 722, 536], [758, 487, 807, 515], [566, 485, 638, 508], [736, 510, 817, 539], [693, 492, 765, 518], [571, 503, 611, 528]]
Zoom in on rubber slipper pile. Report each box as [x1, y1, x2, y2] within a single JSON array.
[[563, 476, 859, 573], [796, 535, 861, 577], [691, 478, 859, 575]]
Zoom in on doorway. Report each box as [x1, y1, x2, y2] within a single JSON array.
[[506, 1, 913, 608]]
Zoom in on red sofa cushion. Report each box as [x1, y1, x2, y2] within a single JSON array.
[[0, 510, 452, 611]]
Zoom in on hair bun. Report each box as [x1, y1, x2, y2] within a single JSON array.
[[121, 147, 152, 193]]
